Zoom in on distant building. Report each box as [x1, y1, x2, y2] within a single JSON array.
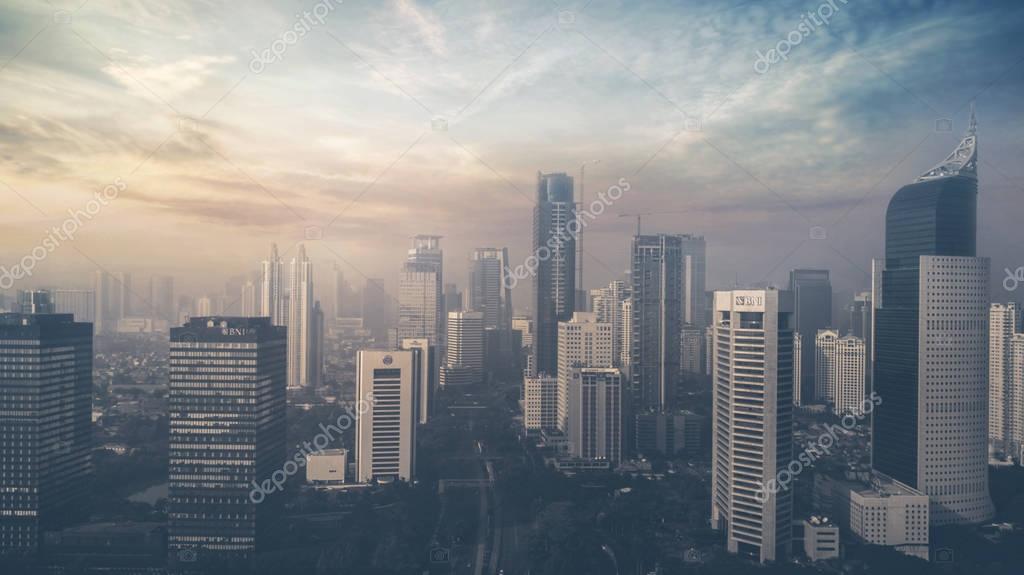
[[441, 311, 484, 387], [53, 289, 95, 323], [635, 411, 704, 456], [591, 280, 629, 368], [0, 314, 93, 551], [679, 234, 707, 329], [802, 516, 839, 561], [260, 243, 286, 326], [557, 312, 614, 432], [989, 303, 1021, 456], [524, 375, 558, 431], [814, 329, 840, 405], [790, 269, 832, 405], [168, 317, 286, 562], [631, 234, 683, 413], [306, 449, 349, 486], [680, 324, 702, 377], [834, 335, 866, 415], [17, 289, 54, 314], [793, 333, 803, 407], [398, 236, 444, 347], [401, 338, 435, 424], [532, 172, 576, 376], [566, 367, 622, 464], [356, 350, 418, 483], [512, 315, 533, 349], [287, 245, 315, 389]]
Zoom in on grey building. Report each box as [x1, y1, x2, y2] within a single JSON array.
[[789, 269, 832, 404], [532, 172, 576, 376]]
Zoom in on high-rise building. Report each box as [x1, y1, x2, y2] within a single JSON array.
[[469, 248, 512, 331], [872, 107, 993, 525], [362, 278, 392, 343], [167, 317, 286, 563], [261, 243, 286, 326], [790, 269, 832, 405], [113, 272, 133, 320], [815, 329, 840, 405], [532, 172, 576, 376], [287, 245, 315, 389], [401, 338, 435, 424], [53, 289, 96, 323], [681, 324, 703, 377], [621, 299, 633, 370], [989, 303, 1021, 456], [441, 310, 484, 387], [849, 292, 873, 390], [711, 289, 795, 563], [834, 335, 866, 415], [635, 411, 705, 456], [94, 271, 113, 333], [241, 280, 258, 317], [356, 350, 418, 483], [680, 234, 707, 328], [310, 300, 324, 388], [17, 289, 55, 314], [149, 275, 175, 322], [1010, 334, 1024, 461], [630, 234, 683, 413], [591, 280, 628, 368], [524, 375, 558, 431], [567, 367, 622, 464], [793, 333, 802, 407], [398, 236, 444, 347], [557, 312, 614, 432], [512, 316, 533, 349], [0, 314, 92, 551]]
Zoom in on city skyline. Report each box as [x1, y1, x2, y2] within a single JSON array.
[[0, 1, 1022, 303]]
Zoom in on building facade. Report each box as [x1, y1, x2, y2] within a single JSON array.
[[532, 172, 576, 376], [356, 350, 418, 483]]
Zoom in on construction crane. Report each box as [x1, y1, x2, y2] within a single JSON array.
[[618, 209, 696, 235]]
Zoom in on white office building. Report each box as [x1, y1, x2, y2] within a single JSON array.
[[356, 350, 418, 483], [524, 375, 558, 431], [711, 289, 795, 563], [814, 329, 840, 405], [557, 312, 614, 432], [834, 335, 866, 415], [989, 303, 1021, 456]]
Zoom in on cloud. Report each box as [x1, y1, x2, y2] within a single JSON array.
[[393, 0, 447, 56]]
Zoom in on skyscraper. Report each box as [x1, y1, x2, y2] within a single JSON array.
[[557, 312, 614, 432], [988, 303, 1021, 456], [261, 243, 286, 326], [680, 324, 703, 377], [398, 236, 444, 347], [17, 289, 54, 314], [591, 280, 628, 368], [0, 314, 92, 551], [441, 310, 484, 387], [790, 269, 832, 404], [168, 317, 286, 563], [679, 234, 707, 328], [567, 367, 622, 464], [872, 107, 993, 525], [356, 350, 418, 483], [149, 274, 175, 322], [849, 291, 873, 389], [241, 280, 258, 317], [469, 247, 512, 331], [401, 338, 435, 424], [834, 335, 866, 416], [815, 329, 840, 405], [53, 289, 96, 323], [287, 245, 315, 389], [630, 234, 683, 413], [710, 289, 795, 563], [532, 172, 576, 376]]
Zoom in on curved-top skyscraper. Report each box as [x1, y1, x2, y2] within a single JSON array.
[[872, 106, 994, 525]]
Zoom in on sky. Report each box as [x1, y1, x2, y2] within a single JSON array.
[[0, 0, 1022, 310]]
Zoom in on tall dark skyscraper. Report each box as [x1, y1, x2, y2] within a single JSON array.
[[872, 107, 993, 525], [0, 314, 92, 550], [789, 269, 832, 404], [362, 278, 392, 344], [532, 172, 576, 376], [168, 317, 287, 564], [631, 234, 683, 413]]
